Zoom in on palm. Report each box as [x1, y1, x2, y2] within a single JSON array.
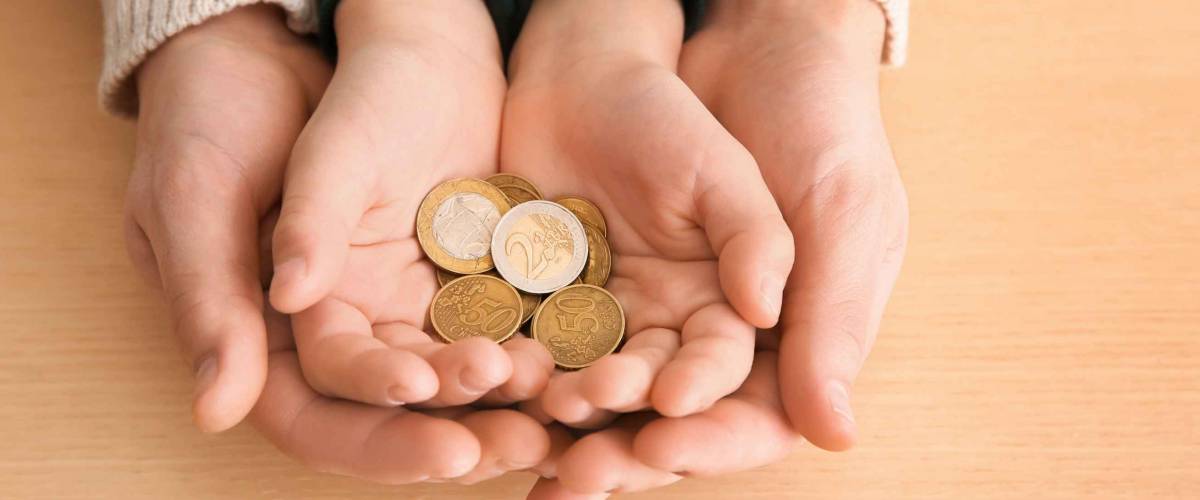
[[502, 61, 763, 421]]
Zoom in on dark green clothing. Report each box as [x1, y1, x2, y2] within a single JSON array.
[[317, 0, 708, 63]]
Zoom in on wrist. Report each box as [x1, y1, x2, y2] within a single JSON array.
[[509, 0, 684, 79], [333, 0, 501, 69], [706, 0, 885, 65]]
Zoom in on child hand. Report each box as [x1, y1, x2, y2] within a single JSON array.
[[501, 0, 793, 424], [680, 0, 910, 450], [266, 0, 551, 408], [123, 5, 331, 433]]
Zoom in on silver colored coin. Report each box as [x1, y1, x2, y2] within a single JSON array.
[[491, 201, 589, 294], [432, 192, 502, 260]]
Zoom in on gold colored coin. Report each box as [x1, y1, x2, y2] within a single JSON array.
[[417, 178, 512, 274], [435, 268, 460, 287], [555, 196, 607, 237], [519, 291, 541, 325], [579, 224, 611, 287], [431, 275, 523, 343], [487, 173, 542, 205], [532, 284, 624, 369]]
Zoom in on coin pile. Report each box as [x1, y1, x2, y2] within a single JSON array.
[[416, 175, 621, 368]]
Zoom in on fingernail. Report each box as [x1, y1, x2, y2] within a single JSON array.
[[386, 384, 410, 406], [759, 275, 784, 317], [828, 381, 855, 425], [193, 356, 218, 396], [272, 257, 306, 290], [460, 367, 498, 394]]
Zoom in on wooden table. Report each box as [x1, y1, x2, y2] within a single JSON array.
[[2, 1, 1197, 498]]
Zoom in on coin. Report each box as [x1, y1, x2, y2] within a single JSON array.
[[555, 196, 607, 237], [431, 274, 523, 343], [437, 267, 539, 323], [579, 224, 611, 287], [491, 200, 589, 294], [486, 173, 542, 205], [519, 291, 541, 325], [417, 178, 512, 274], [435, 268, 460, 287], [531, 284, 625, 368]]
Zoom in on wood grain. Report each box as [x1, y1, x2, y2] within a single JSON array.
[[1, 1, 1197, 498]]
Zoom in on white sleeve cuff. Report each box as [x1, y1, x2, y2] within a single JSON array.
[[874, 0, 908, 66], [99, 0, 318, 117]]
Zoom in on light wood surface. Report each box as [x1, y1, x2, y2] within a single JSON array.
[[2, 1, 1197, 498]]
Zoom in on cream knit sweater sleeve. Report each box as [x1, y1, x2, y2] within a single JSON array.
[[98, 0, 907, 116], [99, 0, 318, 116]]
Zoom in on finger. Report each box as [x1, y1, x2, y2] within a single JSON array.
[[408, 337, 515, 408], [251, 351, 481, 483], [556, 427, 680, 495], [479, 337, 555, 405], [580, 328, 679, 412], [542, 371, 615, 428], [142, 177, 267, 433], [531, 424, 576, 479], [779, 170, 892, 450], [650, 303, 755, 417], [292, 300, 440, 405], [694, 139, 794, 329], [634, 351, 798, 475], [454, 409, 551, 484], [527, 478, 608, 500], [267, 132, 371, 313]]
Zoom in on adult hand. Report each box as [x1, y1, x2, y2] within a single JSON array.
[[124, 5, 331, 433], [501, 0, 793, 426], [680, 0, 910, 450]]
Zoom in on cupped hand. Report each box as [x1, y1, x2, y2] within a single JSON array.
[[500, 0, 793, 426], [525, 334, 798, 498], [251, 287, 553, 484], [680, 0, 910, 450], [266, 0, 552, 408], [124, 5, 331, 433]]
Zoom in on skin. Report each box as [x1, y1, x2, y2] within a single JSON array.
[[266, 0, 554, 409], [125, 2, 550, 485], [519, 0, 908, 496], [501, 0, 794, 426], [680, 0, 910, 451]]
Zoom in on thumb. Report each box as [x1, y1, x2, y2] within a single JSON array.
[[268, 126, 373, 313], [143, 173, 269, 433], [778, 168, 904, 451], [695, 139, 795, 329]]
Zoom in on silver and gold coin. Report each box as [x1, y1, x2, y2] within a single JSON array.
[[431, 274, 523, 343], [555, 196, 607, 237], [486, 173, 543, 205], [491, 200, 589, 294], [531, 284, 624, 368], [579, 224, 611, 287], [416, 178, 512, 274]]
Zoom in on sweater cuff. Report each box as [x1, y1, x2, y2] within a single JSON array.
[[99, 0, 319, 118], [874, 0, 908, 66]]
